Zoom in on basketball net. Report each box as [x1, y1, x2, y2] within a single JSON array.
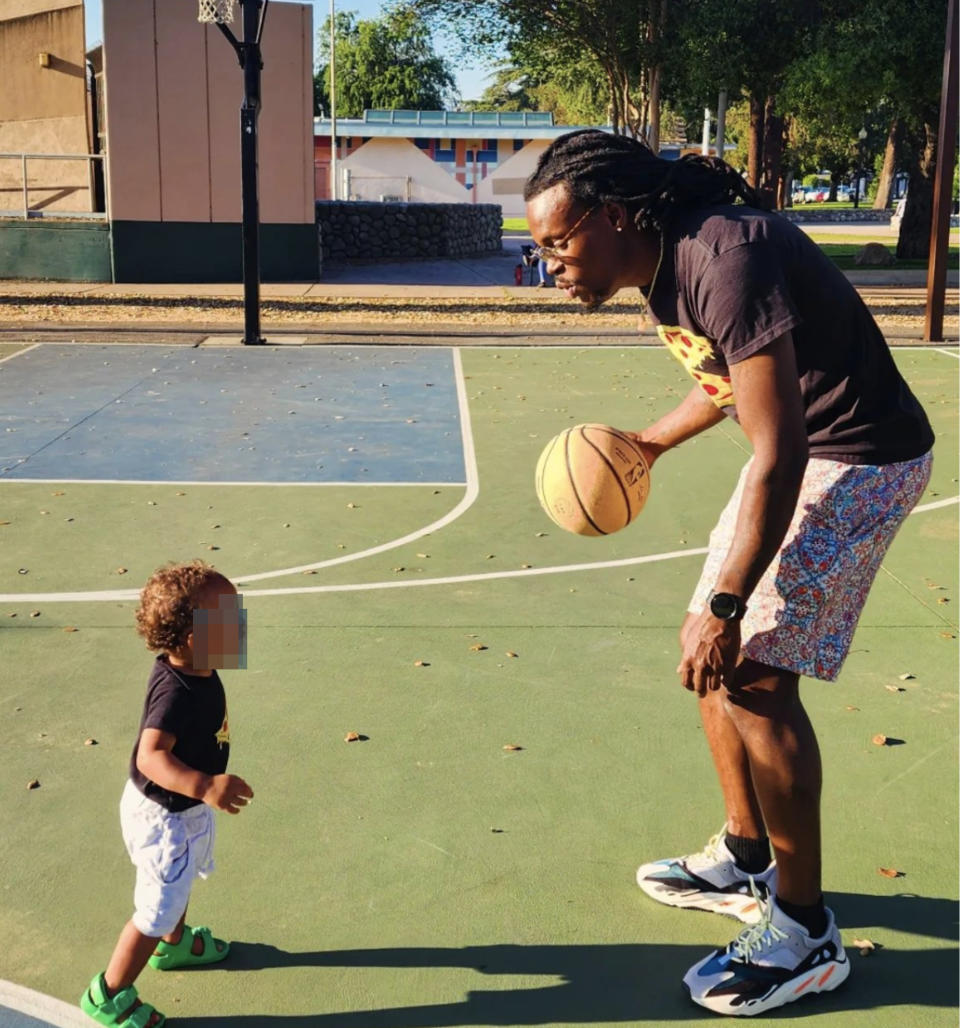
[[198, 0, 236, 23]]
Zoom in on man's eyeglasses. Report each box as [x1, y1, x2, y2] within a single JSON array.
[[531, 203, 601, 261]]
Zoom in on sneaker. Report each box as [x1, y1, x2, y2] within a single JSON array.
[[636, 827, 776, 924], [683, 890, 850, 1016]]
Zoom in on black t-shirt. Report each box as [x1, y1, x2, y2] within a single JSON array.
[[129, 655, 230, 813], [644, 205, 934, 465]]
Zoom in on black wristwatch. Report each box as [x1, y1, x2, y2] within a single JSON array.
[[707, 590, 747, 621]]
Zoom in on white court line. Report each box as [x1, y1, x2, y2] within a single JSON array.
[[2, 498, 955, 605], [0, 978, 89, 1027], [236, 346, 480, 583], [1, 478, 463, 488], [934, 347, 959, 359], [0, 342, 40, 364]]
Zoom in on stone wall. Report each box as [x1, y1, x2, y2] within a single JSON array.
[[780, 208, 893, 224], [316, 201, 501, 267]]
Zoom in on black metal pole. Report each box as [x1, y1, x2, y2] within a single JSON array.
[[240, 0, 264, 344]]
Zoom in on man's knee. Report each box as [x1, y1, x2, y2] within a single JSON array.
[[723, 659, 800, 720]]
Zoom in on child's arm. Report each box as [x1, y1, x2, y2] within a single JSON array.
[[137, 728, 254, 814]]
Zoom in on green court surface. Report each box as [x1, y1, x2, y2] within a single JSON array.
[[1, 344, 957, 1026]]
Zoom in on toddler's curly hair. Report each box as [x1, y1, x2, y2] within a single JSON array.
[[135, 560, 228, 652]]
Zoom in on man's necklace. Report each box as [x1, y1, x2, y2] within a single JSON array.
[[638, 232, 665, 326]]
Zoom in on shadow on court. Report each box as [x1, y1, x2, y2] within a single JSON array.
[[163, 893, 959, 1026]]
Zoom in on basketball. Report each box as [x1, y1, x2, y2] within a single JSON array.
[[535, 423, 651, 536]]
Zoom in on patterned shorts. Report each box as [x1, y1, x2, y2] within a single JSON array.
[[689, 451, 933, 681]]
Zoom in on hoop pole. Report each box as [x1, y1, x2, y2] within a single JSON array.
[[239, 0, 265, 344]]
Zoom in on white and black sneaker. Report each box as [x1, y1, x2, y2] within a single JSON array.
[[636, 827, 776, 924], [683, 889, 850, 1016]]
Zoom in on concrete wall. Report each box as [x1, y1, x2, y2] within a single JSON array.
[[342, 138, 471, 204], [0, 0, 92, 214], [0, 219, 111, 279], [102, 0, 313, 225], [474, 140, 550, 217]]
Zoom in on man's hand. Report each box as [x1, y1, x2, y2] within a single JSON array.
[[202, 773, 254, 814], [677, 610, 740, 697]]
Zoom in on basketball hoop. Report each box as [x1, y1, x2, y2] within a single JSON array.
[[198, 0, 236, 24]]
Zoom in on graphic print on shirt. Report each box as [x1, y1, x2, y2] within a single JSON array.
[[215, 710, 230, 749], [657, 325, 734, 408]]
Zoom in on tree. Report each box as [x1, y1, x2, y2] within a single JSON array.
[[463, 58, 610, 126], [664, 0, 823, 206], [314, 6, 456, 118], [414, 0, 669, 143], [782, 0, 950, 257]]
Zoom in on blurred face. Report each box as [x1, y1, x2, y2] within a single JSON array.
[[191, 580, 247, 671], [526, 182, 626, 309]]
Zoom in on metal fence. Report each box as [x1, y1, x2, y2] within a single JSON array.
[[0, 152, 107, 220]]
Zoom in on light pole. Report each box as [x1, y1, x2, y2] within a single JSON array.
[[329, 0, 337, 200], [853, 127, 867, 209]]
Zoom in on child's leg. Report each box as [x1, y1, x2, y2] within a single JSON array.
[[104, 920, 162, 990], [156, 906, 212, 955]]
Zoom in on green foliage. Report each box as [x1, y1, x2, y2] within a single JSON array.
[[314, 5, 456, 117]]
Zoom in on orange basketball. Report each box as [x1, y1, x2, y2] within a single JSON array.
[[535, 423, 651, 536]]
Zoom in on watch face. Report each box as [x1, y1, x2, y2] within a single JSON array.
[[710, 592, 740, 619]]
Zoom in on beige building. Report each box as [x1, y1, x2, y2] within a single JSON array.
[[0, 0, 94, 215]]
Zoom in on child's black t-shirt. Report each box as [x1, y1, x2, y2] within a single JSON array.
[[129, 655, 230, 812]]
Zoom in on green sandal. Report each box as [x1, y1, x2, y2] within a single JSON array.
[[148, 923, 230, 970], [79, 973, 165, 1027]]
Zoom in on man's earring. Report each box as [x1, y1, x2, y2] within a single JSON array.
[[616, 225, 622, 232]]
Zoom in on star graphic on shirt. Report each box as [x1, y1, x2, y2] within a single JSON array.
[[215, 716, 230, 748]]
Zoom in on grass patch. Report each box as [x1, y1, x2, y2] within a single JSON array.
[[818, 242, 959, 270]]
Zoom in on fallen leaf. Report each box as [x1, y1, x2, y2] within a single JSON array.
[[872, 734, 888, 746], [29, 611, 40, 618], [63, 626, 78, 633], [17, 568, 28, 575], [505, 651, 518, 658], [344, 731, 361, 742], [346, 502, 358, 509], [845, 705, 860, 711], [116, 567, 128, 575], [27, 779, 40, 790], [0, 520, 10, 526], [884, 685, 905, 693], [937, 597, 950, 604], [878, 867, 904, 878], [302, 569, 317, 575], [52, 490, 64, 496], [393, 566, 405, 573], [84, 738, 97, 746], [898, 673, 915, 680], [469, 643, 488, 652], [503, 744, 523, 751], [941, 632, 956, 639], [852, 937, 878, 955]]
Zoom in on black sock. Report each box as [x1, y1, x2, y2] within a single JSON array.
[[776, 894, 828, 938], [724, 831, 771, 875]]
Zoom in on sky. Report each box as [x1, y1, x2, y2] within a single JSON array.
[[83, 0, 494, 102]]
